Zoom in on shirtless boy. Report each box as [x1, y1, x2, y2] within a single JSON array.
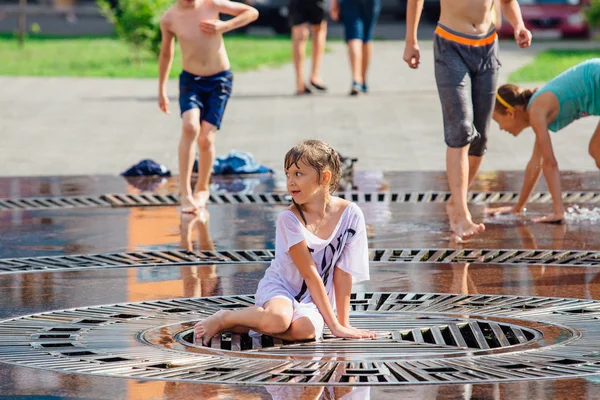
[[158, 0, 258, 213], [403, 0, 532, 241]]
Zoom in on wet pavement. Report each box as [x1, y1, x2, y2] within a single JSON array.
[[1, 171, 600, 259], [2, 171, 600, 399]]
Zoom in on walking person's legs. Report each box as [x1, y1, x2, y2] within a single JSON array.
[[193, 120, 217, 207], [309, 21, 327, 89], [192, 71, 233, 208], [360, 42, 372, 90], [179, 109, 201, 213], [446, 146, 484, 239], [461, 40, 500, 214], [358, 0, 381, 92], [347, 39, 364, 94], [291, 23, 311, 94], [340, 0, 364, 95], [434, 30, 487, 240]]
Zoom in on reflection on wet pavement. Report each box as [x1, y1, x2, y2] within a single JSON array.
[[2, 171, 600, 399]]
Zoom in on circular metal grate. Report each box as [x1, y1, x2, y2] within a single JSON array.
[[175, 315, 540, 358], [1, 292, 600, 385], [2, 248, 600, 275]]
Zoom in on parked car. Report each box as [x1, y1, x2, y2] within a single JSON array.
[[221, 0, 289, 34], [244, 0, 290, 34], [497, 0, 589, 39], [392, 0, 440, 22]]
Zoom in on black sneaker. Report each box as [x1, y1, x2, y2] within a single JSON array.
[[349, 81, 361, 96]]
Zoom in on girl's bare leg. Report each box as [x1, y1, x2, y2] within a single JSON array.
[[272, 317, 317, 341], [588, 120, 600, 169], [194, 298, 293, 345]]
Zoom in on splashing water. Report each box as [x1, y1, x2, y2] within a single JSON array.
[[483, 213, 521, 224], [566, 205, 600, 222]]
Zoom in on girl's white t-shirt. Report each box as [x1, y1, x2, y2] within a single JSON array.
[[261, 202, 370, 306]]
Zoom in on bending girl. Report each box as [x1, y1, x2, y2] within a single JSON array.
[[490, 58, 600, 223]]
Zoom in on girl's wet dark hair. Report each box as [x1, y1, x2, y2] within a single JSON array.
[[284, 140, 341, 225], [495, 84, 538, 114]]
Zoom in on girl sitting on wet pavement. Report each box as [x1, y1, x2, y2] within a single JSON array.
[[194, 140, 377, 345], [489, 58, 600, 224]]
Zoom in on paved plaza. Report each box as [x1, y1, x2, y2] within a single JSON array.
[[1, 39, 599, 178]]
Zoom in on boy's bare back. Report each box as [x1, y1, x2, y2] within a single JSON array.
[[161, 0, 230, 77], [439, 0, 497, 35]]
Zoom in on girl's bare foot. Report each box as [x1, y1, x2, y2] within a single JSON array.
[[180, 195, 198, 214], [193, 191, 210, 208], [194, 310, 229, 346]]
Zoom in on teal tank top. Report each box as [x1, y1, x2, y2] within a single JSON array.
[[528, 58, 600, 132]]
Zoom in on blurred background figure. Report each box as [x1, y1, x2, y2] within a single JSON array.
[[288, 0, 328, 95], [329, 0, 382, 95]]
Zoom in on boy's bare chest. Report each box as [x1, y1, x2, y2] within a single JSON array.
[[440, 0, 493, 23], [172, 10, 219, 40]]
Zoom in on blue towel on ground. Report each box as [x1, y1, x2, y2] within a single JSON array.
[[121, 159, 171, 177], [193, 151, 273, 175]]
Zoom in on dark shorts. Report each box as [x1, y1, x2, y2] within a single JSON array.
[[288, 0, 326, 27], [178, 69, 233, 130], [340, 0, 381, 42], [433, 23, 500, 157]]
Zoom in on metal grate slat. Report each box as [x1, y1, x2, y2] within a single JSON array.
[[3, 247, 600, 274], [1, 190, 600, 211]]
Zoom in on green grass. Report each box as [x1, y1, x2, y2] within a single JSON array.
[[508, 49, 600, 82], [0, 34, 296, 77]]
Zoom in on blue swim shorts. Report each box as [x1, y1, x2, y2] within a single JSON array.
[[179, 69, 233, 129], [340, 0, 381, 42]]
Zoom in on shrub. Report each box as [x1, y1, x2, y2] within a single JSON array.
[[584, 0, 600, 29], [97, 0, 171, 60]]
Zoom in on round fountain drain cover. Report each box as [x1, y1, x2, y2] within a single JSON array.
[[1, 292, 600, 385]]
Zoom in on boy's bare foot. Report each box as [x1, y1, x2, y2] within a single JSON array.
[[180, 195, 198, 214], [446, 201, 457, 232], [193, 191, 210, 208], [194, 310, 229, 346], [453, 217, 485, 240]]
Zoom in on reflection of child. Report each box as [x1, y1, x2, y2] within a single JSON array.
[[180, 211, 221, 298], [195, 140, 377, 345]]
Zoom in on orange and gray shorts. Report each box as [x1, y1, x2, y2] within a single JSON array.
[[433, 23, 501, 157]]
